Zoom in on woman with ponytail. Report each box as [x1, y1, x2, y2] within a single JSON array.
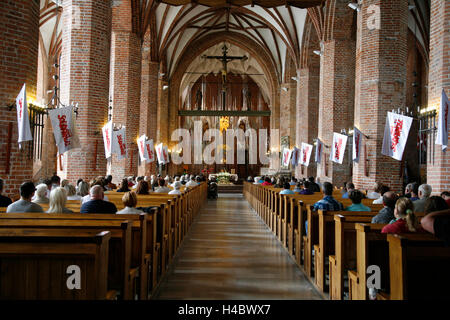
[[381, 197, 423, 234]]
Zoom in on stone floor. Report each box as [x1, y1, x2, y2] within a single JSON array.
[[153, 193, 322, 300]]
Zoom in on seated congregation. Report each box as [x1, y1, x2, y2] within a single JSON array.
[[0, 174, 207, 300], [244, 176, 450, 300]]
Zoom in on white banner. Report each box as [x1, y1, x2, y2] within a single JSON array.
[[112, 127, 127, 160], [381, 112, 413, 161], [163, 145, 169, 164], [291, 147, 299, 166], [300, 143, 313, 167], [145, 139, 155, 163], [48, 106, 80, 154], [155, 143, 164, 164], [16, 84, 33, 148], [138, 135, 149, 162], [315, 138, 324, 163], [353, 127, 363, 163], [436, 89, 450, 151], [102, 121, 113, 159], [282, 148, 293, 167], [330, 133, 348, 164]]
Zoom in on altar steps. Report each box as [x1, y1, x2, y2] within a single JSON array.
[[217, 184, 244, 194]]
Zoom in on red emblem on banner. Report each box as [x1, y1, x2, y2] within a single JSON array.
[[355, 132, 360, 158], [117, 134, 126, 156], [57, 115, 72, 147], [19, 99, 23, 120], [335, 138, 342, 160], [390, 119, 403, 152]]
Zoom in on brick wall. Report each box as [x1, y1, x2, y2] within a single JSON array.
[[59, 0, 112, 184], [0, 0, 39, 198]]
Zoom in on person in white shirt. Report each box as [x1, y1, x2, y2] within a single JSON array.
[[185, 176, 198, 189], [32, 183, 50, 204], [64, 184, 82, 201], [170, 176, 180, 188], [373, 185, 391, 204], [169, 181, 182, 195], [253, 177, 261, 185], [367, 182, 382, 200], [117, 191, 143, 214], [154, 179, 171, 193]]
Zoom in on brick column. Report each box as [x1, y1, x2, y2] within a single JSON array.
[[295, 67, 319, 179], [138, 31, 159, 177], [59, 0, 111, 183], [353, 0, 408, 193], [0, 0, 39, 197], [280, 82, 297, 144], [427, 0, 450, 193], [109, 0, 141, 183], [317, 38, 355, 188]]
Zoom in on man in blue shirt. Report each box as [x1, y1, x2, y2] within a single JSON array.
[[342, 182, 355, 199], [345, 190, 371, 211], [280, 182, 295, 195], [81, 185, 117, 214], [313, 182, 344, 211]]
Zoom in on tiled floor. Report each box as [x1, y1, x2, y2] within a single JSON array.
[[153, 193, 322, 300]]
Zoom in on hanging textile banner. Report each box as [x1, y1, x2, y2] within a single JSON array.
[[163, 145, 169, 164], [16, 84, 33, 148], [300, 142, 313, 167], [138, 134, 149, 162], [155, 143, 165, 164], [315, 138, 324, 164], [102, 121, 113, 159], [112, 127, 127, 160], [291, 147, 300, 166], [330, 132, 348, 164], [145, 139, 155, 163], [436, 89, 450, 151], [282, 148, 293, 167], [48, 106, 80, 154], [381, 111, 413, 161], [352, 127, 363, 163]]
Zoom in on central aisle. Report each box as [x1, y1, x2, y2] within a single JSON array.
[[153, 194, 322, 300]]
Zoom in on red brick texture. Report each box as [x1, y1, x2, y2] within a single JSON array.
[[0, 0, 39, 198], [59, 0, 112, 184], [353, 0, 408, 193], [426, 0, 450, 194]]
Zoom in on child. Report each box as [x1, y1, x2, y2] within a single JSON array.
[[381, 197, 421, 234]]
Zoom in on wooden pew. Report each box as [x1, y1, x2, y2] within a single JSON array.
[[0, 229, 111, 300]]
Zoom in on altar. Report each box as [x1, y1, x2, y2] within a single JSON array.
[[208, 172, 238, 184]]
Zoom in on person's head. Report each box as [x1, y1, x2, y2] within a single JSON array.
[[283, 182, 291, 190], [44, 179, 52, 190], [122, 191, 138, 208], [379, 185, 391, 197], [174, 176, 180, 182], [405, 183, 413, 194], [264, 177, 271, 183], [410, 182, 419, 197], [308, 176, 315, 183], [441, 191, 450, 200], [64, 184, 77, 197], [346, 183, 355, 192], [20, 181, 36, 200], [48, 187, 68, 213], [90, 185, 104, 201], [424, 196, 449, 214], [105, 175, 113, 183], [394, 197, 418, 232], [304, 181, 311, 190], [77, 181, 90, 197], [158, 179, 166, 187], [136, 180, 150, 195], [373, 182, 382, 193], [120, 178, 130, 191], [76, 179, 83, 187], [35, 183, 48, 199], [254, 177, 259, 183], [343, 182, 348, 191], [418, 184, 432, 199], [323, 182, 333, 196], [0, 178, 4, 194], [349, 190, 364, 204], [50, 174, 61, 186], [382, 191, 398, 209], [196, 176, 201, 183], [60, 179, 69, 188], [173, 181, 181, 190], [291, 177, 296, 182]]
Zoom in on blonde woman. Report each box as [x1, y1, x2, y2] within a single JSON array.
[[117, 192, 143, 214], [381, 197, 422, 234], [64, 184, 82, 201], [47, 187, 73, 213]]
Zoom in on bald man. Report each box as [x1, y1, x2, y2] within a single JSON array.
[[371, 191, 398, 224], [80, 185, 117, 214]]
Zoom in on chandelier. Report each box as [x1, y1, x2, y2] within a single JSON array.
[[220, 116, 230, 132]]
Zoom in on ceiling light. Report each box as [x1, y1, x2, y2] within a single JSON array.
[[163, 85, 169, 90], [348, 2, 361, 11]]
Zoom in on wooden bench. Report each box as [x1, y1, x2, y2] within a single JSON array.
[[0, 229, 111, 300]]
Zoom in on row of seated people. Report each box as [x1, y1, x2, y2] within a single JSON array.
[[0, 174, 207, 300], [243, 178, 450, 300]]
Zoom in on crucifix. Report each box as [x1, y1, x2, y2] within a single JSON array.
[[202, 44, 247, 110]]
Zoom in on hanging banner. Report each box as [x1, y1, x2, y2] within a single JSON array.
[[330, 132, 348, 164], [436, 89, 450, 151], [102, 121, 113, 159], [138, 135, 149, 162], [352, 127, 363, 163], [48, 106, 80, 154], [300, 143, 313, 167], [163, 145, 169, 164], [282, 148, 293, 167], [112, 127, 127, 160], [290, 147, 300, 166], [381, 112, 413, 161], [16, 84, 33, 148], [145, 139, 155, 163], [315, 138, 324, 164], [155, 143, 165, 164]]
